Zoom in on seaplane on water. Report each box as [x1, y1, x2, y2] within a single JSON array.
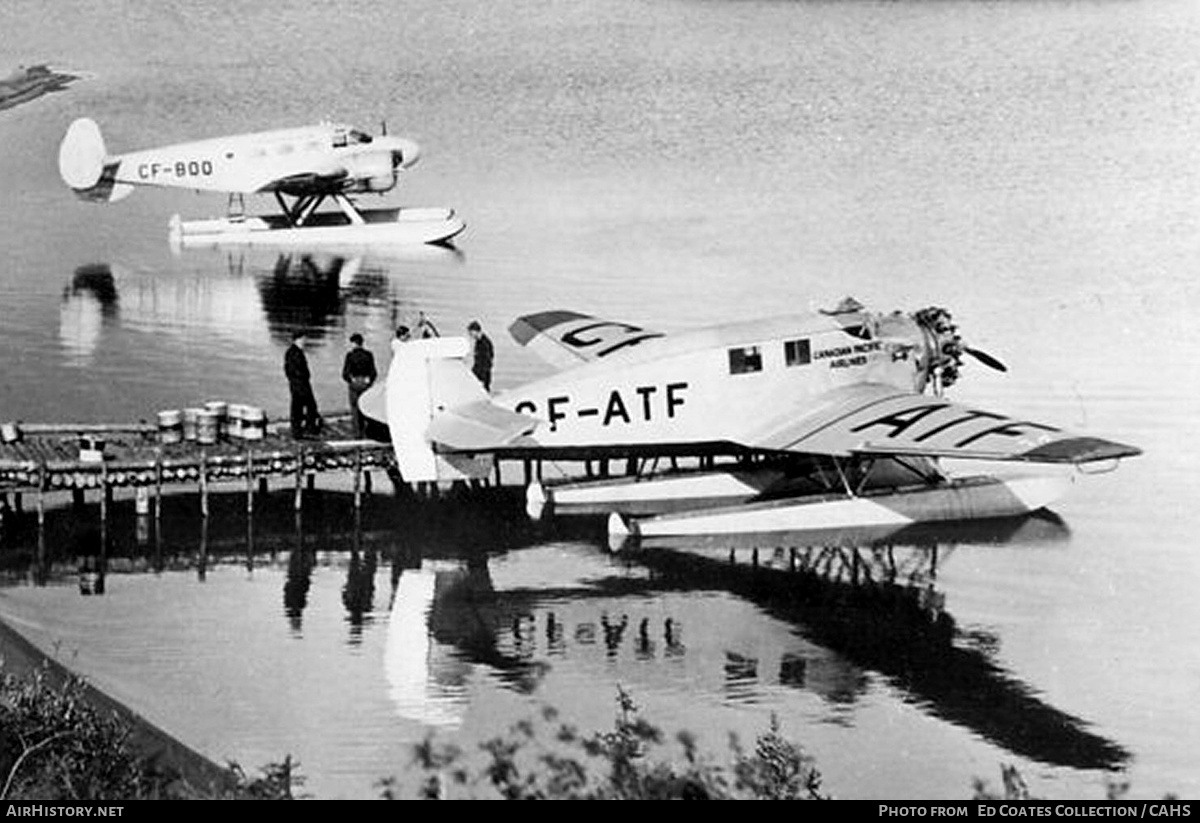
[[358, 298, 1140, 540], [57, 118, 465, 248]]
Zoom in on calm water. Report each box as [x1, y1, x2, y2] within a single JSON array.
[[0, 0, 1197, 800]]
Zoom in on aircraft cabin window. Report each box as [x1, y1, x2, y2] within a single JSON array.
[[785, 339, 812, 367], [333, 133, 347, 148], [728, 346, 763, 375]]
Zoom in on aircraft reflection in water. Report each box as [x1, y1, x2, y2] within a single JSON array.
[[59, 263, 120, 364], [384, 513, 1129, 772], [58, 247, 463, 359], [1, 491, 1128, 775]]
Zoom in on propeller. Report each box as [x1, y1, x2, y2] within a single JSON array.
[[912, 306, 1007, 391], [963, 345, 1007, 373]]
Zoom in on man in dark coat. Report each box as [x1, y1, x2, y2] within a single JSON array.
[[285, 329, 321, 438], [467, 320, 494, 392], [342, 332, 377, 437]]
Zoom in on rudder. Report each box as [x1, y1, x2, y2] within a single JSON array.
[[386, 337, 495, 483], [58, 118, 132, 202]]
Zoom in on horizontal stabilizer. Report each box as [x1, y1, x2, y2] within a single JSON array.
[[428, 400, 539, 452], [509, 310, 666, 368]]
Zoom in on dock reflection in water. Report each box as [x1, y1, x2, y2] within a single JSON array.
[[0, 489, 1129, 798]]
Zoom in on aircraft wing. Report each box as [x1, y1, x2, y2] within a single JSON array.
[[508, 310, 667, 369], [744, 383, 1141, 464], [262, 169, 350, 195]]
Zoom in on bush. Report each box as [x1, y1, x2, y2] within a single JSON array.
[[0, 663, 297, 800], [385, 687, 828, 800], [0, 666, 161, 799]]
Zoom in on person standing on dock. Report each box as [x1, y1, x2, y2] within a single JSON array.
[[342, 333, 377, 437], [285, 329, 321, 438], [468, 320, 494, 393]]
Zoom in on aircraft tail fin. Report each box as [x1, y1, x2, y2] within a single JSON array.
[[58, 118, 133, 202], [386, 337, 534, 483]]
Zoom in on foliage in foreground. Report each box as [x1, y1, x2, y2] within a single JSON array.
[[2, 662, 1180, 801], [0, 663, 293, 800], [0, 666, 172, 800], [973, 763, 1178, 803], [382, 687, 828, 800]]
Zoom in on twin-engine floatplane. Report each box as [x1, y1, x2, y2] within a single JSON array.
[[57, 118, 465, 248], [358, 298, 1140, 542]]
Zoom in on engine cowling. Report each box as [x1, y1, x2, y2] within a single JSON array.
[[343, 152, 397, 192]]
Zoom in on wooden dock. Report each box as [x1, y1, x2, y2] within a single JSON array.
[[0, 412, 398, 528]]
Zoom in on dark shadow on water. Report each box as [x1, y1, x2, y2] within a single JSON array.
[[240, 248, 465, 344], [256, 253, 360, 343], [625, 514, 1129, 772]]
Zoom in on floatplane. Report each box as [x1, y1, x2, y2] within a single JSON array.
[[57, 118, 464, 247], [359, 299, 1140, 540]]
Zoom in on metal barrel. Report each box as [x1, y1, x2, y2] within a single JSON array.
[[182, 408, 202, 441], [158, 409, 183, 444], [196, 409, 219, 445], [204, 401, 228, 440], [242, 406, 266, 441], [227, 403, 246, 440]]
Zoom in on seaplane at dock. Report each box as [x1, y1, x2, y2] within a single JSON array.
[[358, 298, 1140, 541], [57, 118, 464, 248]]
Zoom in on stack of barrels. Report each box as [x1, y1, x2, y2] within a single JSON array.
[[157, 402, 267, 445]]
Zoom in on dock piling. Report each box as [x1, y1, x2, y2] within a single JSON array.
[[199, 452, 208, 517], [36, 462, 45, 531], [353, 447, 362, 510], [245, 448, 254, 514], [154, 458, 163, 523], [294, 447, 304, 511]]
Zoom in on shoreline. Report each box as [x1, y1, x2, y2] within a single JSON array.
[[0, 613, 237, 797], [0, 65, 82, 112]]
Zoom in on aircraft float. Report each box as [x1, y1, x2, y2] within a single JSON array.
[[358, 298, 1140, 540], [57, 118, 464, 247]]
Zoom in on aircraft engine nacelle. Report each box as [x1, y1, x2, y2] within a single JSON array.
[[363, 174, 397, 193], [342, 152, 398, 193]]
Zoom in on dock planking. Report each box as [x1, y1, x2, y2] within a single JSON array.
[[0, 413, 394, 508]]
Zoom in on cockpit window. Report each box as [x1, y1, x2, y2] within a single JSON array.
[[348, 130, 372, 144]]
